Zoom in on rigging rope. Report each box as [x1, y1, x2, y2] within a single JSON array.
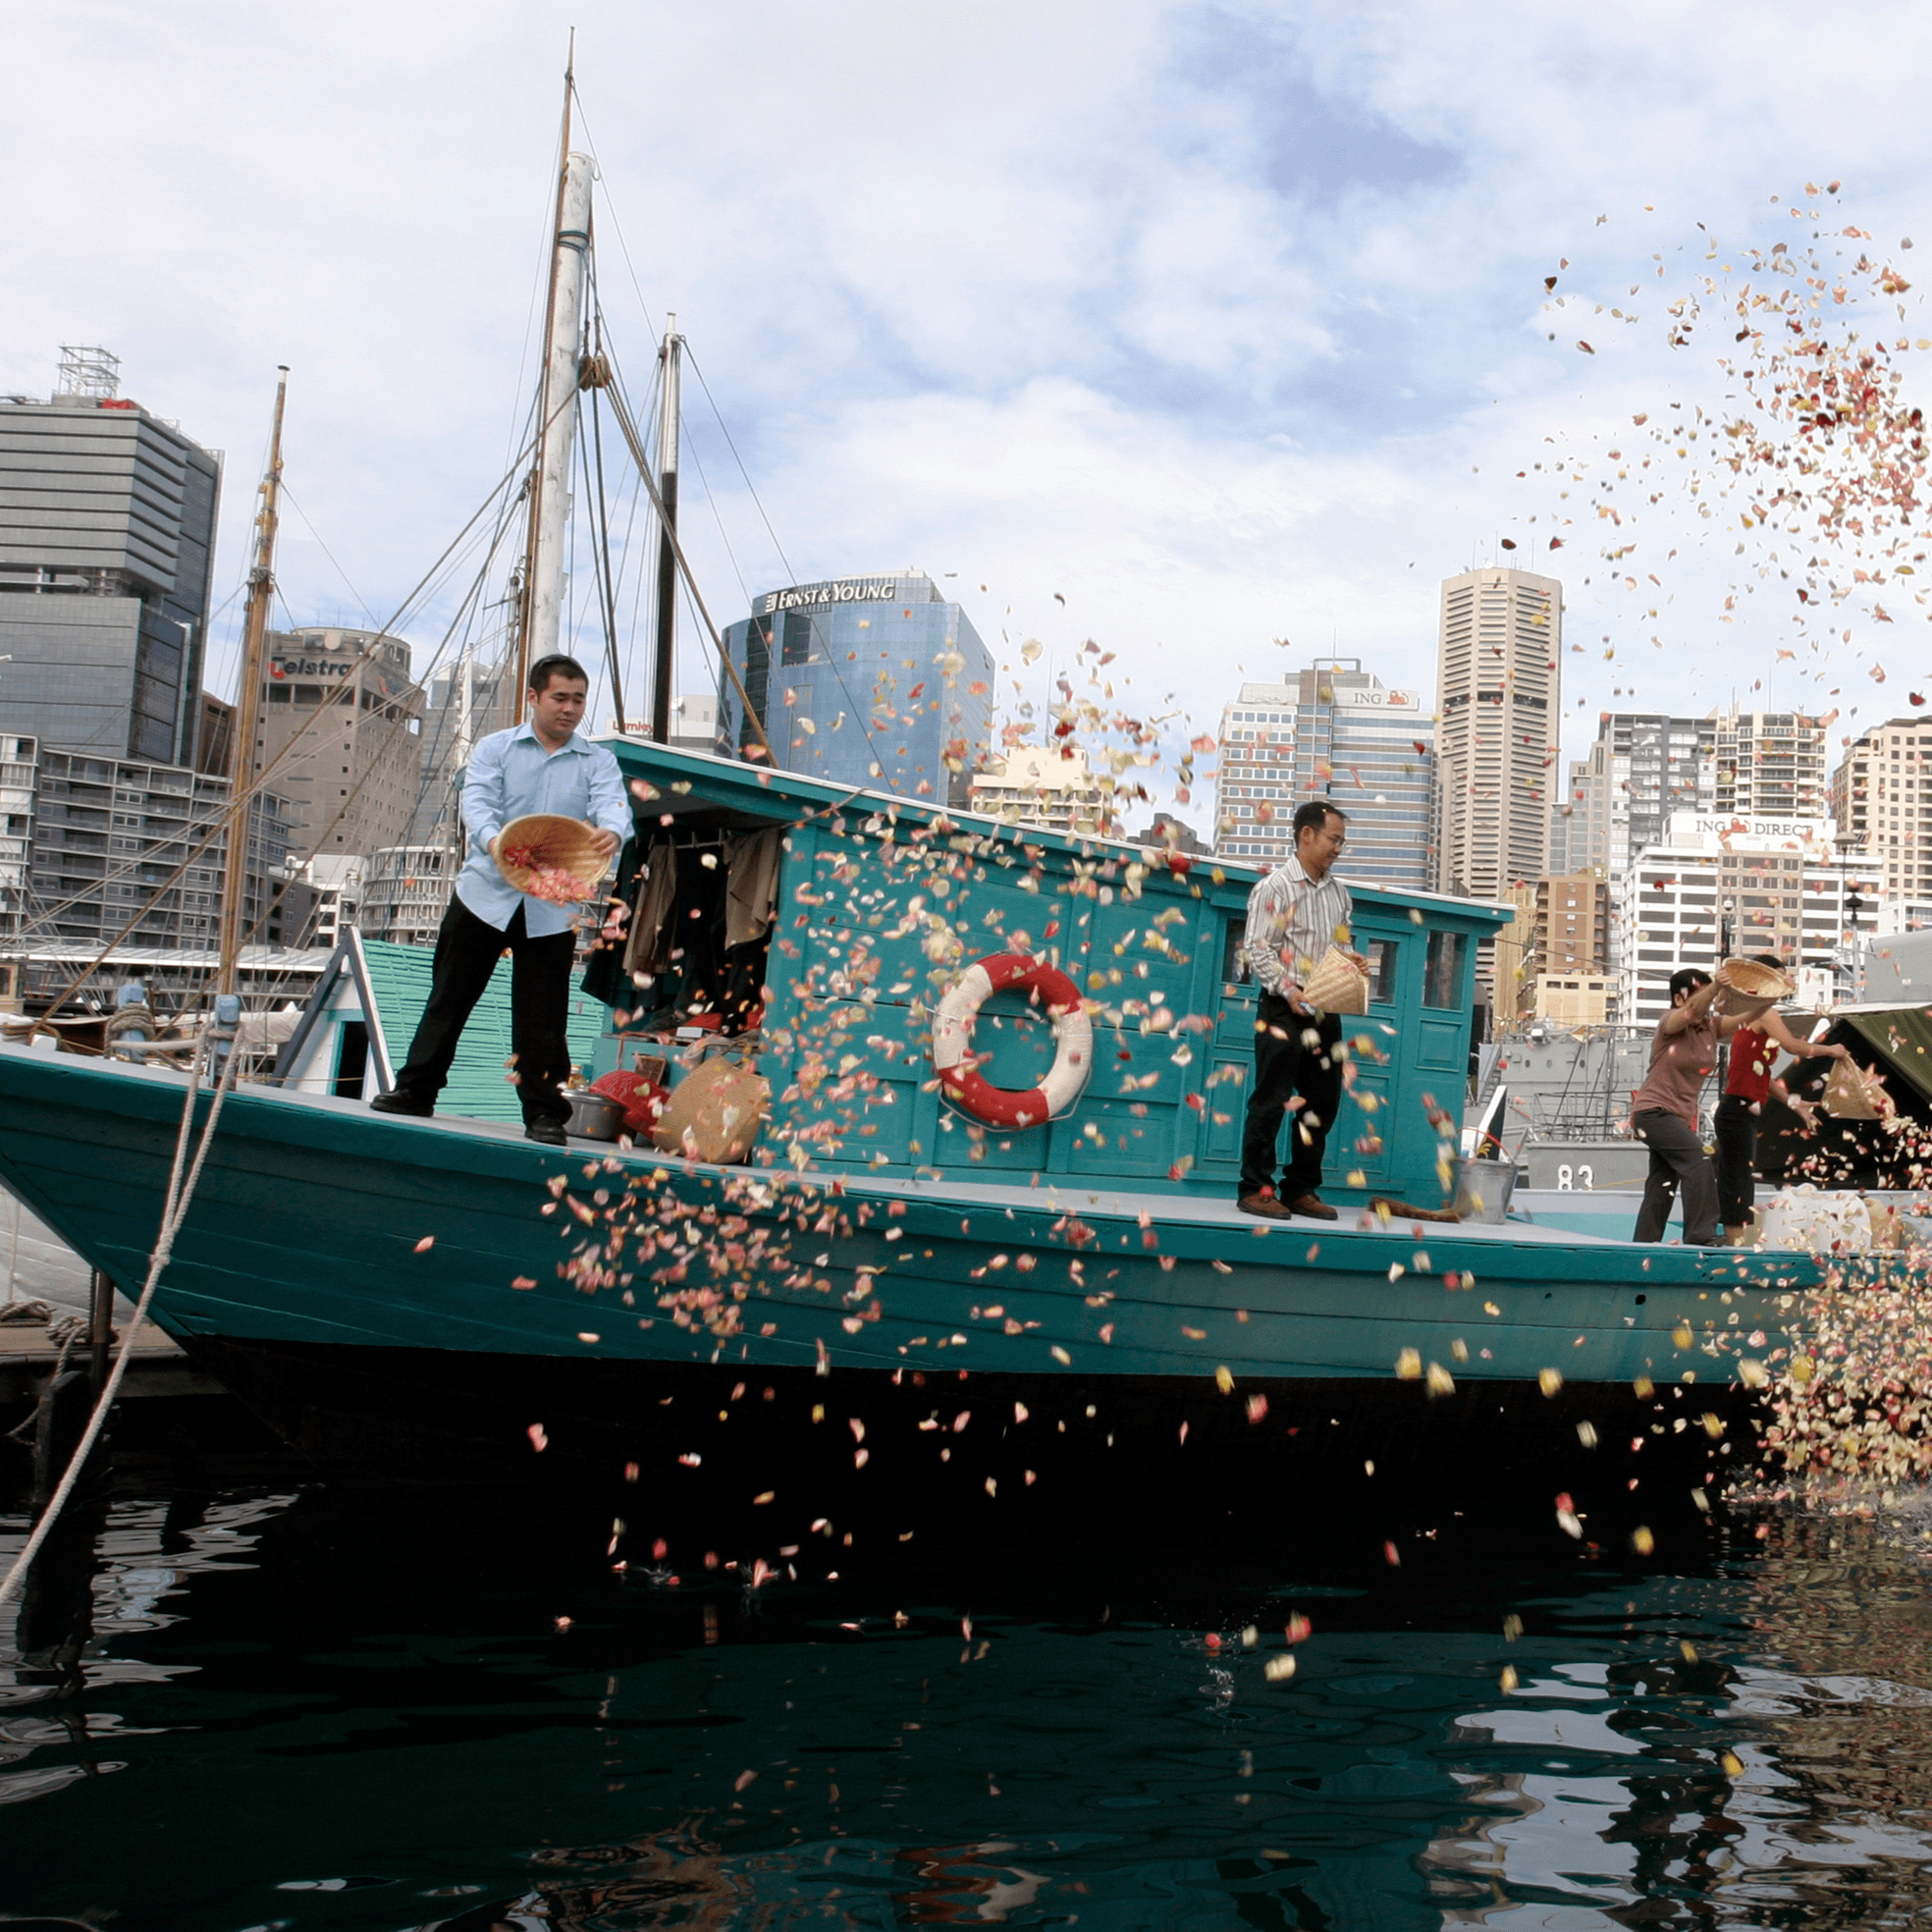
[[0, 1034, 242, 1608]]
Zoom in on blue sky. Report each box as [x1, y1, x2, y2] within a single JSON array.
[[6, 0, 1930, 829]]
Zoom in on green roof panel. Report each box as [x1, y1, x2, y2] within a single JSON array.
[[357, 937, 605, 1123]]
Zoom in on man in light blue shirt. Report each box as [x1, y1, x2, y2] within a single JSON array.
[[371, 655, 632, 1143]]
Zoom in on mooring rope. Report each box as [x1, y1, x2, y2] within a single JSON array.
[[0, 1037, 242, 1608]]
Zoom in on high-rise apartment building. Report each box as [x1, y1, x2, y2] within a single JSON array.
[[1536, 873, 1611, 977], [0, 739, 296, 960], [1492, 872, 1613, 1021], [719, 573, 993, 798], [360, 843, 453, 947], [1715, 707, 1828, 820], [0, 734, 37, 941], [1831, 715, 1932, 926], [248, 627, 423, 861], [0, 350, 220, 767], [405, 653, 508, 846], [1613, 812, 1852, 1026], [1212, 681, 1295, 865], [1433, 566, 1561, 900], [1557, 713, 1715, 882], [1285, 660, 1432, 887], [968, 745, 1115, 837]]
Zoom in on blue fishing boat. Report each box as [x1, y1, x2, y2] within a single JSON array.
[[0, 100, 1817, 1511], [0, 738, 1810, 1506]]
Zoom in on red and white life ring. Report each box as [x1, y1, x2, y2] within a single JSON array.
[[932, 952, 1093, 1129]]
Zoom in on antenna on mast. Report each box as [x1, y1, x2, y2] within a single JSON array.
[[513, 36, 591, 720], [649, 313, 682, 742]]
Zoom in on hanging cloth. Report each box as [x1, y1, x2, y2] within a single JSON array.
[[723, 827, 783, 950], [625, 840, 680, 977]]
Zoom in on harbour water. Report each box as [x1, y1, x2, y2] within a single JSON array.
[[5, 1469, 1932, 1928]]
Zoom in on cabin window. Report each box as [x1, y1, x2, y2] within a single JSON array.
[[1423, 930, 1467, 1009], [1222, 917, 1250, 984], [1366, 939, 1399, 1003]]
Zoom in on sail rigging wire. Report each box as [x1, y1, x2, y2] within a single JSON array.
[[279, 483, 382, 632], [678, 340, 896, 786], [61, 485, 546, 1026], [582, 379, 627, 728], [29, 402, 575, 1028], [595, 382, 773, 761], [0, 1034, 242, 1610], [9, 460, 536, 961], [587, 311, 895, 784]]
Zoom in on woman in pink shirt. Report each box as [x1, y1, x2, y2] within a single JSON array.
[[1630, 968, 1738, 1246]]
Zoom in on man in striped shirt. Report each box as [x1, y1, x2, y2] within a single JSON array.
[[1238, 800, 1359, 1221]]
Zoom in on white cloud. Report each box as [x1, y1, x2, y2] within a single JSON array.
[[3, 0, 1929, 803]]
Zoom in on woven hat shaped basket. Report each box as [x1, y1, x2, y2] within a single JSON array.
[[494, 814, 610, 896], [1301, 944, 1369, 1017], [1713, 955, 1793, 1018], [1822, 1056, 1882, 1120]]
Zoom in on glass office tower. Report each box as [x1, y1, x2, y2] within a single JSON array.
[[718, 573, 993, 798]]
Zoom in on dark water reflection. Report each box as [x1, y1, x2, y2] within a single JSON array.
[[4, 1477, 1932, 1930]]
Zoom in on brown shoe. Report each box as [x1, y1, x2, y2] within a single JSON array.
[[1286, 1193, 1339, 1220], [1237, 1193, 1295, 1220]]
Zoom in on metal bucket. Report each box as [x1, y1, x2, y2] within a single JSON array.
[[1451, 1155, 1517, 1225], [565, 1090, 626, 1142]]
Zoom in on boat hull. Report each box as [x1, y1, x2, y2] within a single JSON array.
[[0, 1046, 1809, 1489]]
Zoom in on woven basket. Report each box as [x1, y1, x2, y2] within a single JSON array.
[[495, 814, 610, 897], [1301, 944, 1369, 1017], [1714, 956, 1793, 1018], [1822, 1057, 1882, 1120]]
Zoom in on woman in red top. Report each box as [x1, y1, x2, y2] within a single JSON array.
[[1713, 952, 1849, 1243]]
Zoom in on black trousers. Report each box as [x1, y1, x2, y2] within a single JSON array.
[[1239, 995, 1344, 1201], [1632, 1107, 1719, 1245], [390, 897, 575, 1126], [1713, 1094, 1758, 1225]]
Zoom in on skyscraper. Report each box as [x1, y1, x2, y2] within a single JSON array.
[[0, 349, 220, 767], [1832, 715, 1932, 924], [718, 572, 993, 799], [1715, 706, 1828, 820], [1432, 566, 1561, 900], [1553, 713, 1715, 934], [1286, 659, 1433, 887], [1212, 680, 1296, 865]]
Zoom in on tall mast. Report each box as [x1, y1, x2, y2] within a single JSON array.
[[514, 44, 593, 713], [217, 367, 288, 994], [650, 314, 682, 742]]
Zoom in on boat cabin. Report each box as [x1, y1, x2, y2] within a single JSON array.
[[277, 929, 605, 1116], [584, 740, 1511, 1211]]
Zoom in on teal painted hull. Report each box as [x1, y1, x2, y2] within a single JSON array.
[[0, 1046, 1816, 1370]]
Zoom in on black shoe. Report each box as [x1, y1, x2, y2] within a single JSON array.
[[524, 1119, 568, 1146], [370, 1090, 433, 1117]]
